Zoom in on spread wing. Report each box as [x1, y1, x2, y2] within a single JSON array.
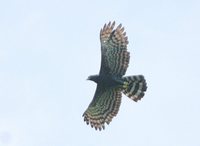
[[99, 21, 130, 77], [83, 85, 122, 130]]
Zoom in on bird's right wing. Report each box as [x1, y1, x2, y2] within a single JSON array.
[[99, 21, 130, 77], [83, 85, 122, 130]]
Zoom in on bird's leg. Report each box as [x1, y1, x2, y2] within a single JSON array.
[[122, 81, 129, 89], [113, 77, 127, 87]]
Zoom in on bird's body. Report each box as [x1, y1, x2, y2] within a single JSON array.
[[83, 21, 147, 130], [88, 74, 124, 87]]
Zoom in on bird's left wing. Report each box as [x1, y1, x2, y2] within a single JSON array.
[[83, 85, 122, 130]]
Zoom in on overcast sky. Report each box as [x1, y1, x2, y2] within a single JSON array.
[[0, 0, 200, 146]]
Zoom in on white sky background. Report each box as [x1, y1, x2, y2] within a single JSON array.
[[0, 0, 200, 145]]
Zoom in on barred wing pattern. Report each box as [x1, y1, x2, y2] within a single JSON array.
[[83, 85, 121, 130], [83, 22, 147, 130], [100, 21, 130, 77]]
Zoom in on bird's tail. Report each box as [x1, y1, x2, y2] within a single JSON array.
[[122, 75, 147, 102]]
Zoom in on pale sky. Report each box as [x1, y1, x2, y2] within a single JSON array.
[[0, 0, 200, 146]]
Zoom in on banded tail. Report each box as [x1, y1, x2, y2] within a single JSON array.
[[122, 75, 147, 102]]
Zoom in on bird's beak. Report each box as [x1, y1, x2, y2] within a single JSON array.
[[87, 76, 92, 80]]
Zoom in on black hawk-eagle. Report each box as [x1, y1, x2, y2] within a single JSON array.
[[83, 21, 147, 130]]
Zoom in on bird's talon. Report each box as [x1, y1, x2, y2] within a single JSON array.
[[123, 82, 129, 88]]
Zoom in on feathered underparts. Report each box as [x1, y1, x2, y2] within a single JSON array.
[[83, 21, 147, 131]]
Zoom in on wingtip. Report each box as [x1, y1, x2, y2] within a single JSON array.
[[107, 21, 111, 27], [117, 23, 122, 29]]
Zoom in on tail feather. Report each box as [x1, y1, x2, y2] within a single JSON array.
[[122, 75, 147, 102]]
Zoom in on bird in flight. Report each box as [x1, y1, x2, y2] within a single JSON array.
[[83, 21, 147, 130]]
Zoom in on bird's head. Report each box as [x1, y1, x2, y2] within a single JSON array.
[[87, 75, 99, 83]]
